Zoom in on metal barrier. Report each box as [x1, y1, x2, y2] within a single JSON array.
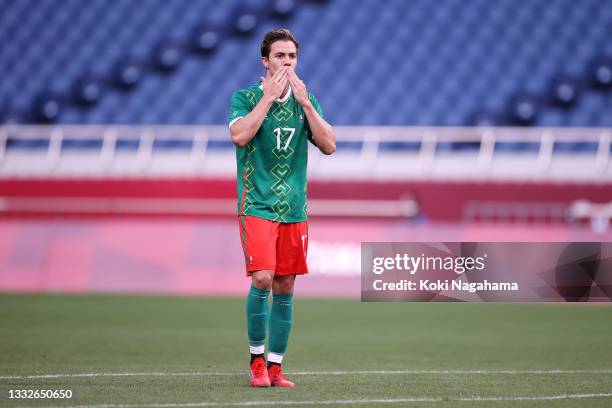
[[0, 125, 610, 180]]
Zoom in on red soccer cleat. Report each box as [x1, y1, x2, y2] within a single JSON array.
[[249, 357, 271, 387], [268, 364, 295, 388]]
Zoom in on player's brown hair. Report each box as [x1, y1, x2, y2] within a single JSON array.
[[260, 29, 299, 58]]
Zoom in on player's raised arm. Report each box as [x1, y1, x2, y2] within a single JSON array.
[[230, 67, 290, 147], [288, 70, 336, 155]]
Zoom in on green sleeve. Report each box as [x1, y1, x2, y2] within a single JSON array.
[[228, 90, 251, 127]]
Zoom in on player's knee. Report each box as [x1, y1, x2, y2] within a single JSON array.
[[252, 272, 273, 290], [273, 276, 295, 294]]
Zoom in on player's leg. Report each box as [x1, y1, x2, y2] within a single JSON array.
[[247, 270, 273, 387], [239, 215, 279, 387], [248, 270, 273, 359], [267, 221, 308, 387], [268, 275, 296, 387], [269, 274, 295, 360], [268, 274, 295, 364]]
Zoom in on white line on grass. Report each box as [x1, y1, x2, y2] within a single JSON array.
[[15, 392, 612, 408], [2, 369, 612, 380]]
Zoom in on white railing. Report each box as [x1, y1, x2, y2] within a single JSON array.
[[0, 125, 610, 181]]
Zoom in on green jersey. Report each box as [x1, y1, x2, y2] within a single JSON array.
[[228, 82, 324, 223]]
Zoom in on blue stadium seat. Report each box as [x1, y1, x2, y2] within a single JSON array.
[[113, 59, 146, 90], [507, 93, 542, 126], [73, 75, 104, 107], [1, 0, 611, 136], [590, 57, 612, 89], [31, 93, 63, 123], [549, 75, 580, 108], [152, 41, 184, 73]]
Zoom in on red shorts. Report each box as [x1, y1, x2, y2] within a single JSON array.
[[238, 215, 309, 276]]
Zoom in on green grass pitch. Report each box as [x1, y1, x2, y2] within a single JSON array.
[[1, 294, 611, 407]]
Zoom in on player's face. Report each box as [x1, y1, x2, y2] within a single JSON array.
[[263, 40, 297, 76]]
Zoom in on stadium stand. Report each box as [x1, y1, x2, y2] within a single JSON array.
[[1, 0, 611, 127], [0, 0, 610, 228], [0, 1, 611, 298]]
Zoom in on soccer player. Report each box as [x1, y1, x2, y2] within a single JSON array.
[[228, 28, 336, 388]]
